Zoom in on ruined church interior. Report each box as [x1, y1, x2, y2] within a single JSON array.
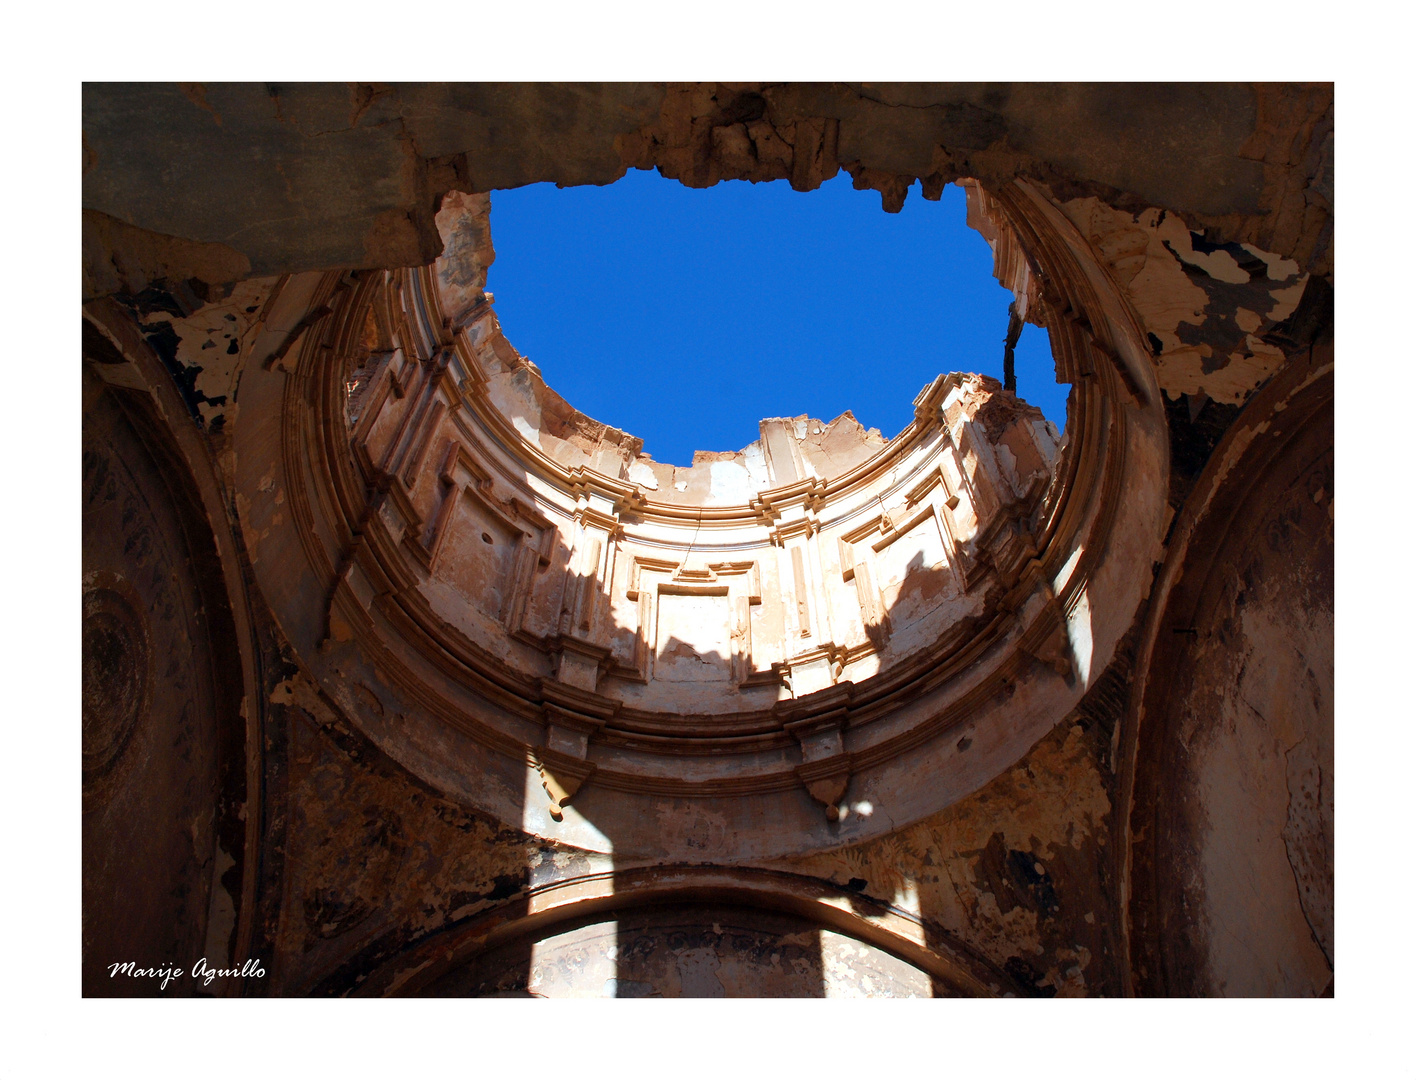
[[73, 79, 1342, 1016]]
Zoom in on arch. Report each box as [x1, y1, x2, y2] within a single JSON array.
[[1117, 336, 1333, 995], [78, 81, 1335, 1000], [82, 303, 265, 995], [345, 864, 1025, 998]]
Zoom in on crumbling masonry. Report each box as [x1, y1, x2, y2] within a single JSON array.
[[82, 83, 1333, 997]]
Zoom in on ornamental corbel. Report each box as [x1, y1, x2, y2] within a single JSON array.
[[534, 700, 610, 822], [783, 695, 854, 821]]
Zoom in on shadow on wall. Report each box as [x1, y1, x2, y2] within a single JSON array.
[[95, 189, 1090, 998], [81, 352, 252, 998], [86, 264, 1081, 998], [403, 441, 1082, 997], [338, 301, 1078, 996], [1125, 347, 1333, 997]]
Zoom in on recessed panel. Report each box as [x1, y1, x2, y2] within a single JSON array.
[[439, 496, 518, 623], [877, 515, 956, 628], [654, 590, 732, 683]]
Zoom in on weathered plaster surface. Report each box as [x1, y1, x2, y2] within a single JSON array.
[[266, 684, 579, 996], [80, 82, 1334, 998], [252, 649, 1129, 996], [82, 83, 1332, 300], [1123, 346, 1333, 998], [772, 715, 1119, 996], [1165, 448, 1333, 995], [1055, 197, 1306, 404], [418, 908, 936, 998], [82, 364, 246, 996]]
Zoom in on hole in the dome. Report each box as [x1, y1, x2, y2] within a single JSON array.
[[488, 170, 1065, 467], [481, 532, 494, 545]]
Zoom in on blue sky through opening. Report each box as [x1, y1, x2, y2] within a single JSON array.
[[487, 170, 1066, 467]]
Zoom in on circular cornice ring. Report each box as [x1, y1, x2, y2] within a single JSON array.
[[236, 176, 1170, 859]]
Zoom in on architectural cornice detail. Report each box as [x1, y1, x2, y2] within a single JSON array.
[[232, 174, 1172, 856]]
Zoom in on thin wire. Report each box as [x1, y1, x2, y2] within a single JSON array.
[[682, 509, 705, 571]]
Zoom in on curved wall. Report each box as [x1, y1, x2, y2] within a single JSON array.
[[81, 314, 262, 996], [79, 81, 1334, 997], [1120, 340, 1333, 996], [229, 177, 1170, 860]]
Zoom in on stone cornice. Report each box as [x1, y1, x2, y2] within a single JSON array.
[[238, 174, 1171, 854]]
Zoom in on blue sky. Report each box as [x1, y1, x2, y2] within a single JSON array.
[[487, 170, 1065, 467]]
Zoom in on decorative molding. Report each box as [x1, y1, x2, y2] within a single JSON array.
[[253, 175, 1169, 841]]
